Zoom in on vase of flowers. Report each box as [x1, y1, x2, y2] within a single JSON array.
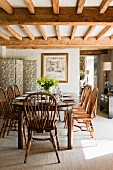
[[37, 76, 59, 93]]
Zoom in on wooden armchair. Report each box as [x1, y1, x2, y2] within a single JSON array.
[[23, 92, 60, 163], [72, 87, 98, 139]]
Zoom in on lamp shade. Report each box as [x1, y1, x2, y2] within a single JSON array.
[[103, 62, 112, 71], [86, 70, 89, 74]]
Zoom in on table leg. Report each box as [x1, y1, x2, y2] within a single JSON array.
[[18, 109, 24, 149], [67, 109, 73, 149]]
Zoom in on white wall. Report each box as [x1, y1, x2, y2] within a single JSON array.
[[0, 46, 6, 58], [6, 48, 80, 94]]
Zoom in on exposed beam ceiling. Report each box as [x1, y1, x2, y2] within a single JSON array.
[[24, 0, 35, 14], [51, 0, 59, 14], [55, 25, 61, 40], [20, 24, 35, 40], [0, 0, 13, 14], [77, 0, 86, 14], [80, 50, 108, 55], [1, 8, 113, 25], [100, 0, 112, 13], [3, 25, 22, 40], [37, 25, 47, 40], [1, 37, 113, 49], [71, 26, 77, 40], [96, 26, 112, 40], [84, 26, 95, 40], [0, 30, 10, 40]]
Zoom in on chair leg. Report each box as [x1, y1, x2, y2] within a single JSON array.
[[7, 119, 13, 136], [90, 121, 96, 140], [55, 126, 60, 150], [23, 123, 27, 145], [2, 119, 9, 138], [24, 129, 32, 163], [64, 111, 68, 128], [50, 131, 60, 163], [0, 119, 6, 137]]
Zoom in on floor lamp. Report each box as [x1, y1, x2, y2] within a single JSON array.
[[86, 70, 89, 84], [103, 62, 112, 93], [103, 62, 112, 82]]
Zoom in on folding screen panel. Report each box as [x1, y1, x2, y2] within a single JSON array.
[[0, 59, 15, 90], [23, 60, 37, 93], [15, 60, 23, 94]]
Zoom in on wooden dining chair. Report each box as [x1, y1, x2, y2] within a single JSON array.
[[0, 87, 26, 145], [0, 87, 18, 138], [23, 92, 60, 163], [6, 85, 15, 106], [64, 85, 92, 129], [73, 85, 92, 110], [72, 87, 98, 139], [13, 84, 20, 97]]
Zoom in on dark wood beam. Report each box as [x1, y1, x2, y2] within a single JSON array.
[[1, 37, 113, 49], [1, 7, 113, 25], [80, 50, 108, 55]]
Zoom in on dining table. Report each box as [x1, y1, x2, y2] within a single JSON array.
[[13, 92, 79, 150]]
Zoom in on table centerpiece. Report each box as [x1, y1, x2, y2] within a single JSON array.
[[37, 76, 59, 93]]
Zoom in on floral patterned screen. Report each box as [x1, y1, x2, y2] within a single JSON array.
[[0, 59, 37, 94], [23, 60, 37, 93], [0, 59, 15, 90]]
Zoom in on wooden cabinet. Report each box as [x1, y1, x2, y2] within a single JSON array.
[[100, 93, 113, 119]]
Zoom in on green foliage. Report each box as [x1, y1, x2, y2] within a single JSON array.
[[79, 70, 84, 77], [37, 77, 59, 92]]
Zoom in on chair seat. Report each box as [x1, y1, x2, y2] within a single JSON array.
[[30, 119, 57, 132]]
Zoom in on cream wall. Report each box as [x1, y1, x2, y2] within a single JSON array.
[[5, 48, 80, 94]]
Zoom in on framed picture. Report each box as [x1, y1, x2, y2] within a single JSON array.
[[41, 53, 68, 82]]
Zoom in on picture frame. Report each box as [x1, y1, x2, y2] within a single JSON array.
[[41, 53, 68, 83]]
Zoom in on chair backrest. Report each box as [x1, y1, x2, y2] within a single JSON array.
[[6, 85, 15, 105], [81, 85, 92, 109], [24, 92, 57, 133], [13, 84, 20, 97], [87, 87, 98, 118], [0, 87, 10, 117]]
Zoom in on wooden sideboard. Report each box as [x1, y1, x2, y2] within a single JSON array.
[[100, 93, 113, 119]]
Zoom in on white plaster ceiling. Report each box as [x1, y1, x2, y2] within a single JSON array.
[[7, 0, 111, 7]]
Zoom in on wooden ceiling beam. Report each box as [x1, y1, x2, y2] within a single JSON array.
[[71, 26, 77, 40], [20, 24, 35, 40], [0, 31, 10, 40], [1, 7, 113, 25], [24, 0, 35, 14], [77, 0, 86, 14], [100, 0, 112, 13], [51, 0, 59, 14], [1, 37, 113, 49], [3, 25, 22, 40], [0, 0, 13, 14], [80, 50, 108, 55], [55, 25, 61, 40], [97, 26, 112, 40], [84, 26, 95, 40], [110, 34, 113, 39], [37, 25, 47, 40]]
